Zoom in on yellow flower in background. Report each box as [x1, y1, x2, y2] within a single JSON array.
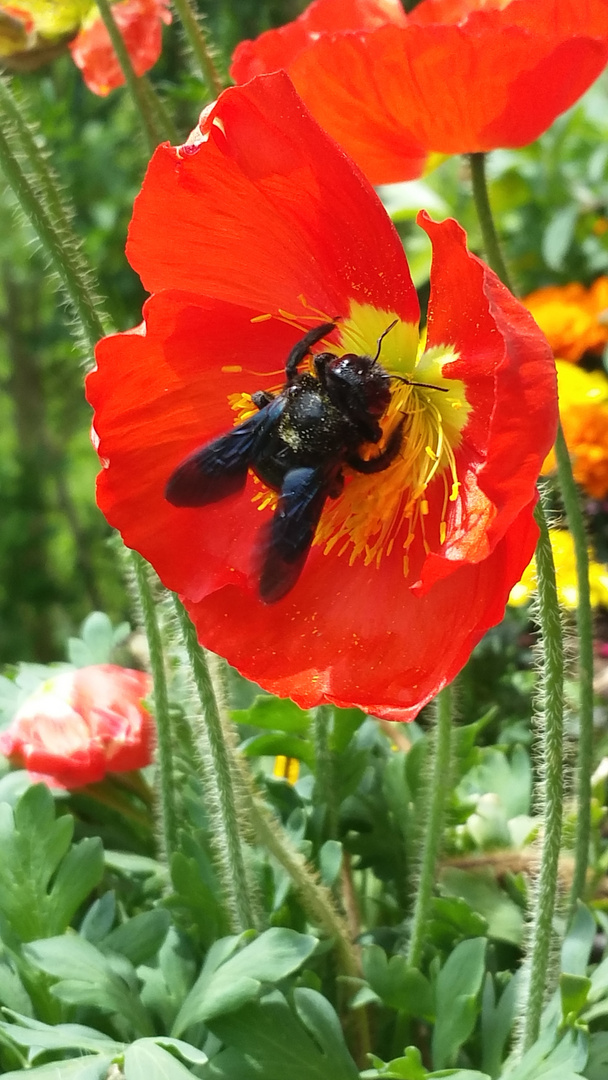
[[273, 756, 300, 785], [6, 0, 89, 38], [510, 529, 608, 609], [542, 360, 608, 499], [523, 278, 608, 363]]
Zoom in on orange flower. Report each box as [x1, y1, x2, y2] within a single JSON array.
[[542, 361, 608, 499], [523, 278, 608, 363], [0, 665, 153, 789]]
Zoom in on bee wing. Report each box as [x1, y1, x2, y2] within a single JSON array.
[[165, 397, 285, 507], [257, 465, 331, 604]]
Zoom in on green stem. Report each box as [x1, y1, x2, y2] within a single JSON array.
[[553, 426, 594, 914], [406, 684, 453, 969], [171, 0, 224, 97], [173, 597, 256, 932], [312, 705, 339, 839], [468, 152, 514, 291], [133, 555, 179, 863], [0, 119, 106, 353], [521, 498, 564, 1051], [1, 79, 73, 236], [95, 0, 173, 152], [139, 75, 180, 144]]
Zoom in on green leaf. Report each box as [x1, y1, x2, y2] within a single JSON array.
[[173, 928, 317, 1036], [501, 1027, 588, 1080], [124, 1040, 201, 1080], [103, 909, 171, 966], [0, 1012, 123, 1057], [439, 869, 523, 945], [432, 938, 486, 1069], [0, 957, 33, 1014], [542, 205, 579, 271], [240, 733, 314, 768], [204, 988, 359, 1080], [231, 697, 310, 735], [0, 785, 103, 943], [47, 837, 105, 936], [329, 708, 366, 754], [586, 1031, 608, 1080], [319, 840, 343, 887], [24, 934, 153, 1037], [362, 945, 433, 1017], [0, 1056, 114, 1080], [480, 972, 519, 1078], [561, 905, 595, 977], [80, 891, 117, 944], [560, 973, 592, 1025], [362, 1045, 427, 1079], [68, 612, 115, 666]]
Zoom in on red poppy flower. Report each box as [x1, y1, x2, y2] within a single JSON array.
[[231, 0, 608, 185], [0, 665, 153, 788], [86, 72, 557, 722], [69, 0, 171, 97]]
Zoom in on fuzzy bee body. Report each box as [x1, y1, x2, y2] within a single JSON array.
[[166, 322, 404, 603]]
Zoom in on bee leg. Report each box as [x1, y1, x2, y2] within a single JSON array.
[[285, 322, 336, 382], [347, 418, 405, 475], [252, 390, 275, 410]]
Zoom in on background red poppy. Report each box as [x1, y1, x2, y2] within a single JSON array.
[[231, 0, 608, 185]]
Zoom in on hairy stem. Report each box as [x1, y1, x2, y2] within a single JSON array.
[[520, 499, 564, 1051], [133, 556, 179, 863], [173, 598, 256, 931], [552, 426, 594, 913], [406, 684, 453, 969], [171, 0, 224, 96], [0, 117, 106, 353]]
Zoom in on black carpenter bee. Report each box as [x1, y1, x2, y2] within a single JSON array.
[[166, 320, 439, 603]]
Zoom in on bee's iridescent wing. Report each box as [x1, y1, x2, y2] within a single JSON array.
[[257, 465, 330, 603], [165, 396, 285, 507]]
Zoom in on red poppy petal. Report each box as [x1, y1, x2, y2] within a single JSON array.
[[231, 0, 406, 77], [127, 71, 419, 326], [181, 497, 538, 722], [417, 212, 556, 579]]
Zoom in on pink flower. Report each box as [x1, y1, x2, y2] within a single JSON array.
[[0, 665, 153, 789]]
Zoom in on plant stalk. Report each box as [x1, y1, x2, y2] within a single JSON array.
[[173, 597, 256, 931], [0, 119, 106, 353], [171, 0, 224, 96], [133, 555, 179, 863], [553, 426, 594, 913], [468, 151, 514, 290], [406, 684, 453, 968], [520, 498, 564, 1051]]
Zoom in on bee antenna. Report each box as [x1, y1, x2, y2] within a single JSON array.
[[372, 318, 399, 362], [390, 373, 449, 393]]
